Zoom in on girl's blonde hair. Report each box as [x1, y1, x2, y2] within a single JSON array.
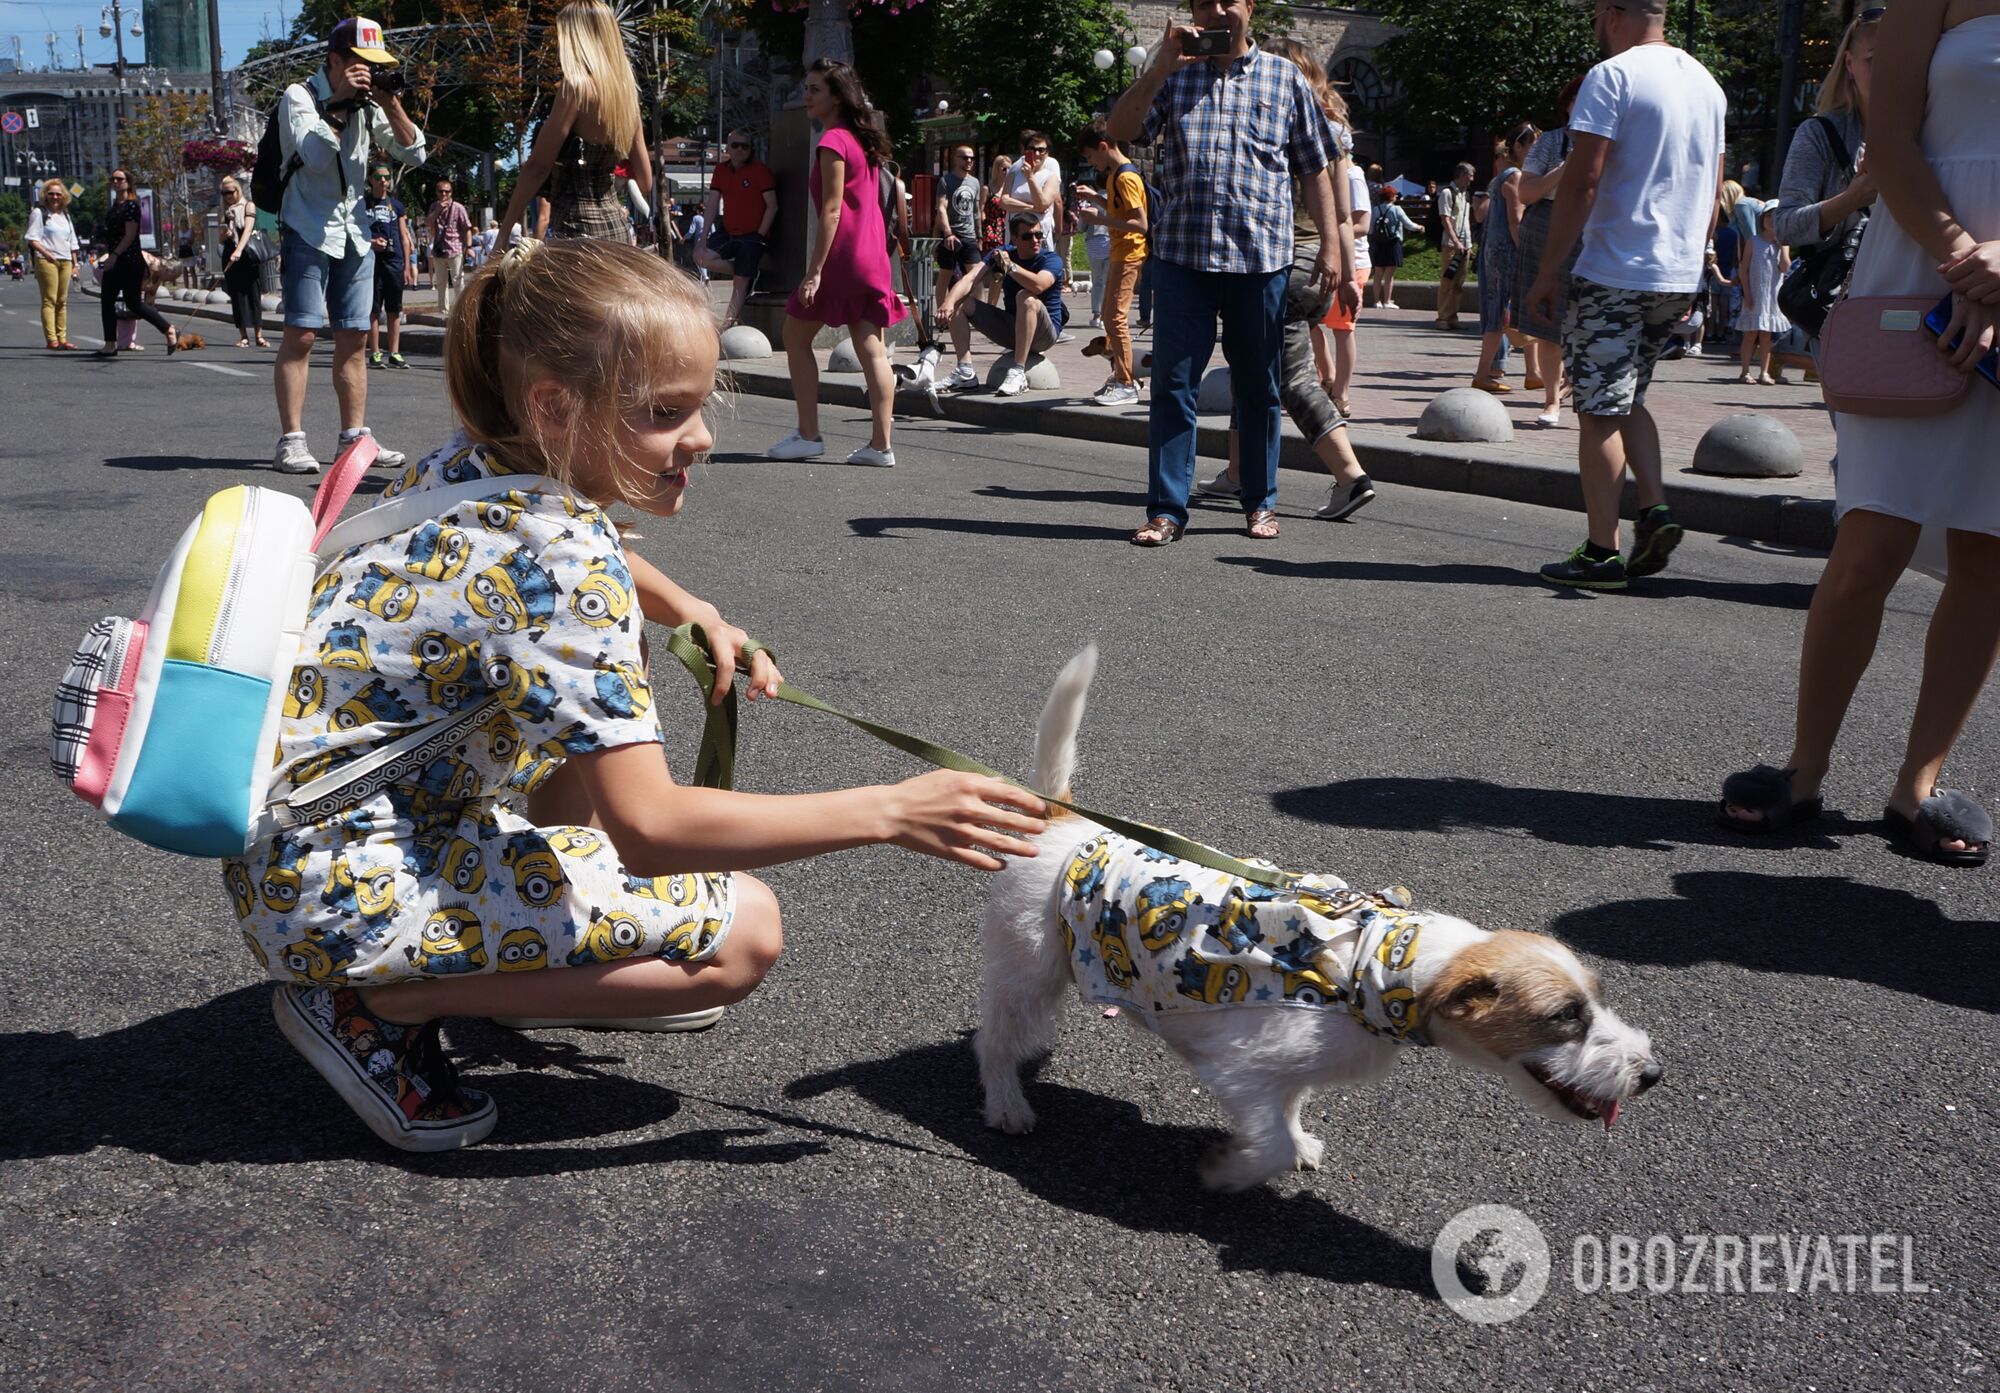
[[1270, 38, 1350, 132], [556, 0, 643, 153], [40, 177, 68, 208], [445, 239, 715, 491], [1816, 8, 1880, 116], [1718, 179, 1744, 223]]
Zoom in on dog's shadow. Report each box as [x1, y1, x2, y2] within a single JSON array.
[[0, 986, 829, 1175], [787, 1034, 1432, 1293]]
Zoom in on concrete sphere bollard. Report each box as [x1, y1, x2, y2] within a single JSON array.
[[719, 324, 773, 360], [1196, 366, 1233, 414], [1416, 387, 1515, 443], [1692, 412, 1803, 478], [984, 355, 1063, 390], [207, 289, 231, 306], [826, 337, 864, 373]]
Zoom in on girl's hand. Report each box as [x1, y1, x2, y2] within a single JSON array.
[[879, 770, 1049, 871], [1937, 294, 1998, 373], [688, 606, 784, 704], [1941, 240, 2000, 306], [796, 271, 821, 306]]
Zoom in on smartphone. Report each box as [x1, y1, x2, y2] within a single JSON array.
[[1184, 28, 1232, 57], [1924, 294, 2000, 390]]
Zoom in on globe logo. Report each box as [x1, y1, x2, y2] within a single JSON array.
[[1431, 1204, 1552, 1325]]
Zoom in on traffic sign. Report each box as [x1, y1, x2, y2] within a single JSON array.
[[0, 112, 25, 135]]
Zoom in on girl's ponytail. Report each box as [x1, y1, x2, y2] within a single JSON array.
[[444, 256, 521, 456]]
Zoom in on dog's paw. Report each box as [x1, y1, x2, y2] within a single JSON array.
[[1292, 1133, 1325, 1172], [1198, 1142, 1270, 1193], [983, 1097, 1038, 1135]]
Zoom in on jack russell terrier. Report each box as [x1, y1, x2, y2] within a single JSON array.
[[976, 647, 1662, 1192]]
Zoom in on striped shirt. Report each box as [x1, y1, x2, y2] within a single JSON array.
[[1142, 48, 1336, 275]]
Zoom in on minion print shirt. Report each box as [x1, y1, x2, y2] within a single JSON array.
[[1058, 833, 1429, 1041], [222, 431, 735, 988]]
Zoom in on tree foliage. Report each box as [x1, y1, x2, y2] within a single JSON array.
[[125, 92, 215, 236], [0, 189, 27, 244], [1372, 0, 1598, 145]]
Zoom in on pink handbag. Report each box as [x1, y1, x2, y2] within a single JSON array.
[[1818, 296, 1973, 416]]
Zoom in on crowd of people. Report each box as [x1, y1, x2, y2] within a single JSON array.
[[7, 0, 1997, 1149]]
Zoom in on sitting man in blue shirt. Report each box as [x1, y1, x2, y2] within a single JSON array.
[[934, 213, 1068, 397], [1108, 0, 1349, 545]]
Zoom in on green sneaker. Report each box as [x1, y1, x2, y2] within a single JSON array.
[[1626, 504, 1684, 578], [367, 350, 385, 370], [1540, 543, 1628, 591], [386, 352, 410, 370]]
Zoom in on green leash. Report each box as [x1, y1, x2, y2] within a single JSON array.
[[664, 624, 1296, 889]]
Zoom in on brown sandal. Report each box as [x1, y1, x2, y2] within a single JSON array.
[[1246, 509, 1280, 540], [1131, 516, 1184, 547]]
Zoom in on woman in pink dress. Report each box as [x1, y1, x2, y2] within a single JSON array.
[[769, 59, 908, 468]]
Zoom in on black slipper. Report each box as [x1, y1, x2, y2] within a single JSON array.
[[1718, 764, 1823, 833], [1884, 789, 1992, 867]]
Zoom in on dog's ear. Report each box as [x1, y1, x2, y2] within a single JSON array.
[[1427, 969, 1498, 1022]]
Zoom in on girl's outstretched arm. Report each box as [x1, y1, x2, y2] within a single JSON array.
[[570, 742, 1048, 876]]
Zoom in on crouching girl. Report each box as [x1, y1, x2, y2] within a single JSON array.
[[224, 238, 1046, 1151]]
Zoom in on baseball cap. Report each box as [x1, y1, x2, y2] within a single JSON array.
[[330, 17, 397, 65]]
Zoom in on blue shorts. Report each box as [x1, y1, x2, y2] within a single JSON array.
[[280, 228, 374, 332]]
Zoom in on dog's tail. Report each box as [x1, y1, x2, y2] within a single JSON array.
[[1029, 645, 1098, 799]]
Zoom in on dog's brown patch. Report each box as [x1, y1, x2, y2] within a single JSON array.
[[178, 333, 205, 351], [1418, 930, 1588, 1057], [1043, 785, 1076, 821]]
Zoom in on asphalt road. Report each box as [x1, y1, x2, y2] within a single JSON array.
[[1, 276, 1994, 1392]]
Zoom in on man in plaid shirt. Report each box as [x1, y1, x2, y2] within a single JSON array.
[[1110, 0, 1353, 546]]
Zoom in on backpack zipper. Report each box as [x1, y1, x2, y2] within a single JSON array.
[[208, 488, 259, 667]]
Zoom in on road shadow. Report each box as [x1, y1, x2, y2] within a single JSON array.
[[102, 454, 267, 473], [0, 985, 829, 1175], [1218, 555, 1817, 609], [1549, 870, 2000, 1015], [976, 484, 1151, 509], [1271, 775, 1870, 853], [786, 1035, 1432, 1293], [849, 515, 1168, 543]]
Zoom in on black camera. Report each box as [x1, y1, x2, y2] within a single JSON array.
[[369, 63, 407, 96]]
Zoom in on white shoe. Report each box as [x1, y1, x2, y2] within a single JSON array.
[[1196, 470, 1236, 497], [1092, 381, 1140, 407], [1536, 407, 1562, 428], [339, 428, 404, 468], [493, 1006, 726, 1033], [997, 364, 1029, 397], [769, 431, 826, 461], [945, 362, 979, 390], [845, 443, 895, 468], [274, 432, 320, 475]]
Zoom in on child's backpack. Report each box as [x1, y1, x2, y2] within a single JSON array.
[[50, 439, 563, 857], [1370, 200, 1402, 243]]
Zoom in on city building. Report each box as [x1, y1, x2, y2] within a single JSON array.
[[0, 66, 205, 187], [143, 0, 211, 75]]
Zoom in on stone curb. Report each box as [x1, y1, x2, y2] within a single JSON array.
[[125, 289, 1833, 550]]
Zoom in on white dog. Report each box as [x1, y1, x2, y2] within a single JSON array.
[[977, 647, 1663, 1192]]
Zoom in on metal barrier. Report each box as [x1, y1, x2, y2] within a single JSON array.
[[904, 235, 940, 337]]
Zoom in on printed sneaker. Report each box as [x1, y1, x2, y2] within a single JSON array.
[[996, 364, 1029, 397], [272, 985, 497, 1152], [1315, 474, 1377, 522], [273, 432, 320, 475], [1091, 381, 1140, 407], [494, 1007, 727, 1033], [367, 350, 386, 369], [1626, 504, 1685, 578], [769, 431, 826, 461], [386, 352, 410, 370], [945, 363, 979, 390], [1540, 544, 1629, 591], [339, 428, 404, 468], [845, 443, 896, 467]]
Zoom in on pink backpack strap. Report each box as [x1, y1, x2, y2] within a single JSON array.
[[308, 434, 381, 548]]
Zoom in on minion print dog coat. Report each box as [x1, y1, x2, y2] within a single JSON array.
[[223, 432, 733, 988], [1058, 833, 1430, 1043]]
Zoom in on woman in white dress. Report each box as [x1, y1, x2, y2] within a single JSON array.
[[1722, 0, 2000, 865]]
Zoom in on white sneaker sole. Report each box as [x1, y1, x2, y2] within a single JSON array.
[[769, 443, 825, 461], [272, 987, 497, 1152], [274, 458, 320, 475], [492, 1006, 726, 1033]]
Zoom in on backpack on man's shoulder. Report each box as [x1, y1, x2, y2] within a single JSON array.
[[249, 83, 319, 211], [48, 440, 561, 857]]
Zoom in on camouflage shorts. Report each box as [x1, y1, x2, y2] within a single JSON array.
[[1561, 279, 1695, 417]]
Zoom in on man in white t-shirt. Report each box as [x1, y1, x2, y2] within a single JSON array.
[[1525, 0, 1725, 590], [1001, 129, 1062, 251]]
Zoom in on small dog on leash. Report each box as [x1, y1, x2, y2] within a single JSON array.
[[976, 647, 1662, 1192]]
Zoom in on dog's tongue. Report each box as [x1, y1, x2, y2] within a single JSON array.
[[1602, 1098, 1621, 1131]]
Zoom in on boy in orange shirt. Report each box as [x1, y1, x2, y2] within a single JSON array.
[[1076, 118, 1149, 407]]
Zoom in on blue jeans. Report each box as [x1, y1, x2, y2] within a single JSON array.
[[280, 227, 374, 332], [1146, 260, 1287, 525], [1137, 259, 1153, 324]]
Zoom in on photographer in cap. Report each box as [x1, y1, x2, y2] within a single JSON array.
[[271, 15, 427, 476]]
